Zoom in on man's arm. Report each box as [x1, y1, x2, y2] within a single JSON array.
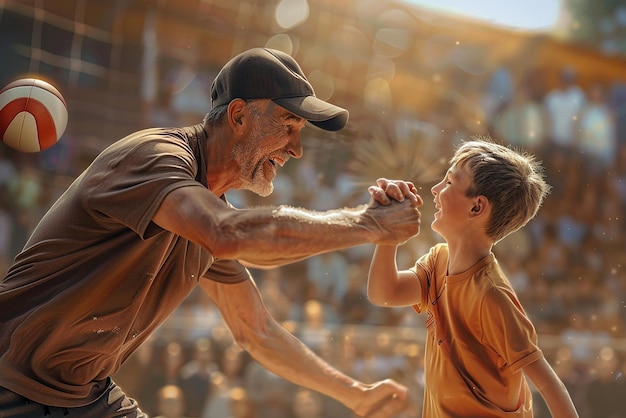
[[200, 277, 410, 417], [153, 183, 420, 266], [523, 357, 579, 418]]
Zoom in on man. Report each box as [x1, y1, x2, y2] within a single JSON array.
[[0, 48, 420, 417]]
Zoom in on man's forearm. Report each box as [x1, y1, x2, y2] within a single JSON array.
[[217, 204, 381, 265], [244, 317, 368, 410], [154, 185, 419, 264]]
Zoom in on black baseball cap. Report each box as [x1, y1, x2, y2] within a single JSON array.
[[210, 48, 349, 131]]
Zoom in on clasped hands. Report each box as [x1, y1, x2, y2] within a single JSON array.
[[368, 178, 423, 207]]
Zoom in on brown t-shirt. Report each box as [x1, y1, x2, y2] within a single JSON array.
[[410, 243, 542, 417], [0, 125, 249, 407]]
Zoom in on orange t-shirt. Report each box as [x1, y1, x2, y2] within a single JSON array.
[[410, 244, 543, 417]]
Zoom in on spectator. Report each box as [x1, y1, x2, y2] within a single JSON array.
[[560, 313, 596, 370], [577, 83, 617, 179], [256, 267, 294, 323], [219, 344, 249, 389], [202, 371, 235, 418], [133, 341, 185, 415], [155, 384, 190, 418], [543, 66, 586, 153], [297, 299, 334, 353], [226, 386, 256, 418], [493, 83, 546, 152], [585, 348, 624, 418], [164, 43, 214, 126], [481, 65, 514, 126], [608, 81, 626, 148], [337, 264, 372, 324], [305, 251, 349, 307], [534, 222, 570, 284], [243, 361, 295, 418], [292, 388, 331, 418], [179, 338, 219, 417], [111, 337, 159, 415], [498, 252, 532, 301]]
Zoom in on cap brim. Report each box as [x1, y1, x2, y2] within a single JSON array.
[[273, 96, 349, 132]]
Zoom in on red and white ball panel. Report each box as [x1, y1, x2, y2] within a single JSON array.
[[0, 78, 68, 152]]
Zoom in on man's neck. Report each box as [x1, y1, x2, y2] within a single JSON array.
[[202, 125, 240, 197]]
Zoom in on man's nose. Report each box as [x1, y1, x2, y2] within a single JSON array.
[[287, 134, 303, 159]]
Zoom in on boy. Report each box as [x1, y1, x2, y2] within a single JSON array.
[[367, 138, 579, 417]]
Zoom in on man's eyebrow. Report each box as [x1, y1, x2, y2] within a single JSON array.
[[283, 113, 307, 126], [285, 113, 305, 122]]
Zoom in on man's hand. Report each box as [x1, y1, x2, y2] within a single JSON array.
[[352, 379, 410, 418], [369, 178, 419, 206], [364, 178, 423, 246]]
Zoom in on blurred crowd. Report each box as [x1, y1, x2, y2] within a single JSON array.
[[2, 62, 626, 417]]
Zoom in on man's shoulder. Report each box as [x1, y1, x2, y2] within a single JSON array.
[[95, 127, 197, 172], [114, 127, 190, 150]]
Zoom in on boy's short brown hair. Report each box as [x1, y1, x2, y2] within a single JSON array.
[[450, 136, 550, 243]]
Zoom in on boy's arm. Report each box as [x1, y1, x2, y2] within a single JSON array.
[[522, 357, 579, 418], [367, 244, 423, 307]]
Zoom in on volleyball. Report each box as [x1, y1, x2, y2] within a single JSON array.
[[0, 78, 68, 152]]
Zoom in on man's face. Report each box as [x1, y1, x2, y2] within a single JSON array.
[[232, 100, 305, 196], [430, 163, 474, 240]]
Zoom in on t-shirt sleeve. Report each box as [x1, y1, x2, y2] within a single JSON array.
[[204, 258, 250, 284], [479, 286, 542, 373], [82, 134, 203, 238]]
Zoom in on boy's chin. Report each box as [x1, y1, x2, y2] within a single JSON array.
[[431, 221, 446, 240]]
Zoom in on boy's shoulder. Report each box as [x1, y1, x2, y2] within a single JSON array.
[[431, 242, 449, 257], [416, 243, 449, 272]]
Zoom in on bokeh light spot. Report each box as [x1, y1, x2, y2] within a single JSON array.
[[275, 0, 309, 30], [265, 34, 295, 55], [307, 70, 335, 101]]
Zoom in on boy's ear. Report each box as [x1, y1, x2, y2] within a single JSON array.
[[469, 196, 489, 217]]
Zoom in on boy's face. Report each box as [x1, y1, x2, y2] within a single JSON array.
[[430, 163, 475, 240]]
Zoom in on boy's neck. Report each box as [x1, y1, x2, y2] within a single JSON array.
[[446, 238, 493, 276]]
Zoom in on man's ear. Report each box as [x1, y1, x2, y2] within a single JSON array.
[[227, 99, 247, 134]]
